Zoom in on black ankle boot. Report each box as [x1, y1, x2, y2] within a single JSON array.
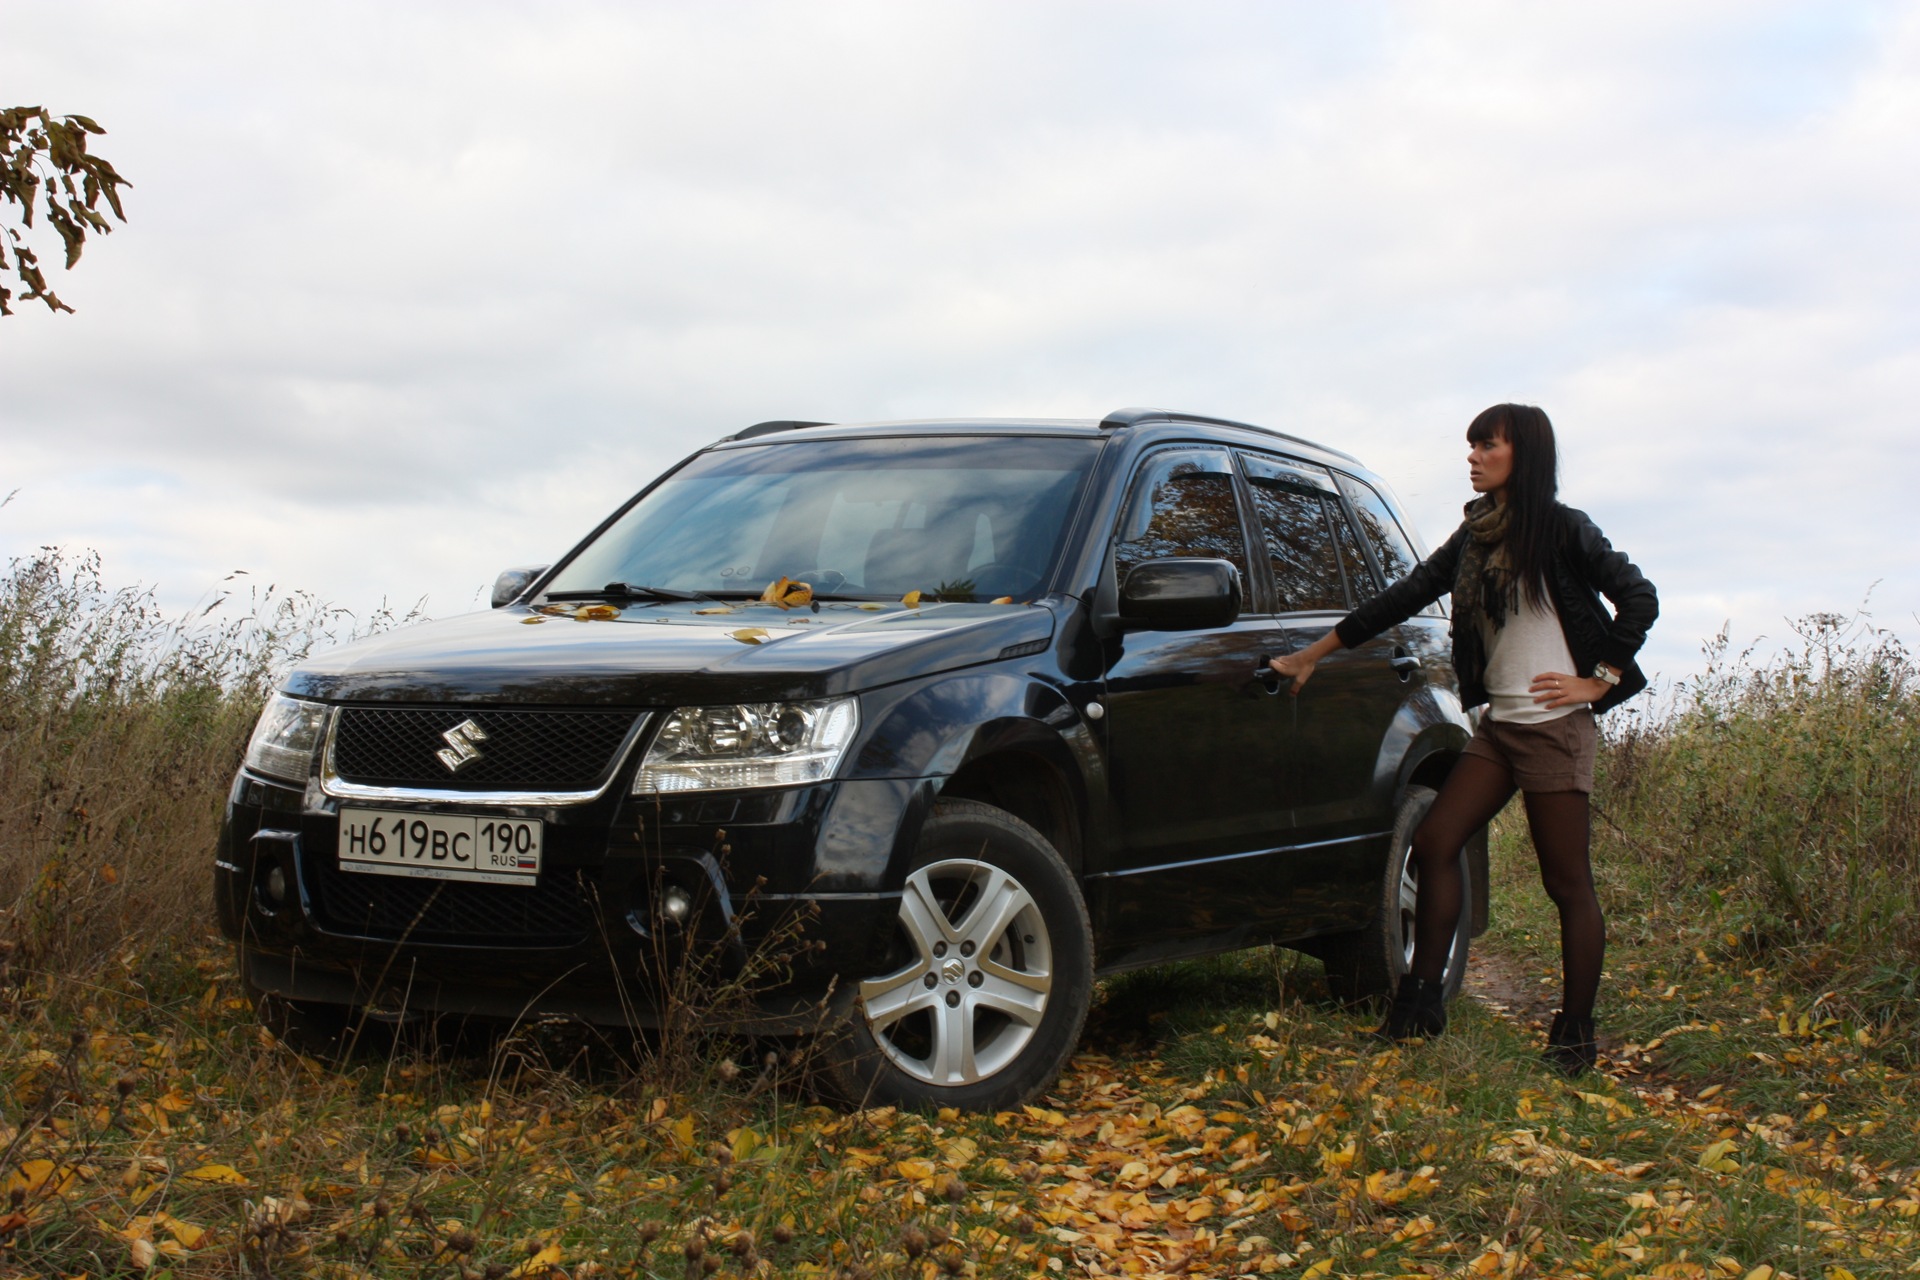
[[1544, 1011, 1597, 1077], [1372, 975, 1447, 1042]]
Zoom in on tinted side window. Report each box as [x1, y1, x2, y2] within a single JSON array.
[[1113, 448, 1248, 590], [1326, 500, 1377, 604], [1240, 454, 1346, 612], [1335, 474, 1419, 585]]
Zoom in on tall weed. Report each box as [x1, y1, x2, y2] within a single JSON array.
[[0, 549, 416, 974], [1597, 610, 1920, 1016]]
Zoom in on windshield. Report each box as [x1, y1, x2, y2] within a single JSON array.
[[546, 435, 1104, 602]]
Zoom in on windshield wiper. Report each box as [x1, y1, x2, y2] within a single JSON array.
[[545, 582, 704, 603]]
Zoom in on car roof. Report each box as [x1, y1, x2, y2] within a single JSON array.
[[708, 408, 1366, 472]]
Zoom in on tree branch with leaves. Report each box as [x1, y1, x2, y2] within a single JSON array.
[[2, 106, 130, 315]]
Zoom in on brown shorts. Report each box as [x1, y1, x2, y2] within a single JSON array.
[[1461, 708, 1598, 794]]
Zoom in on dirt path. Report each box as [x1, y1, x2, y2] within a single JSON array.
[[1463, 941, 1641, 1074], [1460, 943, 1559, 1029]]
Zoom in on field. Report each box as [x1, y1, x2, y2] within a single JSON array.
[[4, 551, 1917, 1278]]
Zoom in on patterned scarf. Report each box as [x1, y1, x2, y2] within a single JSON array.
[[1453, 494, 1516, 636]]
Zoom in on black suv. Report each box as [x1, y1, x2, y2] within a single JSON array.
[[216, 408, 1484, 1111]]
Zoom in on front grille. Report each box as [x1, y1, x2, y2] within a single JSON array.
[[331, 707, 642, 791], [307, 858, 597, 946]]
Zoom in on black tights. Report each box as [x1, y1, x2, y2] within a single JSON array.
[[1407, 754, 1605, 1019]]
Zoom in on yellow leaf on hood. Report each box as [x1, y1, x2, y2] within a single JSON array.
[[759, 577, 813, 608], [901, 589, 921, 607], [991, 596, 1014, 604], [729, 628, 770, 645]]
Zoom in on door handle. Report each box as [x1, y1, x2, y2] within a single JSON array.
[[1389, 648, 1419, 681], [1254, 653, 1285, 694]]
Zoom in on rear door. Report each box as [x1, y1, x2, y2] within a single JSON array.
[[1235, 451, 1387, 927], [1255, 459, 1410, 846]]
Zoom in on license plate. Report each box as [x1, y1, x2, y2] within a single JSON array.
[[338, 809, 542, 885]]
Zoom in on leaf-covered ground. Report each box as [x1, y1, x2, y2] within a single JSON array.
[[3, 921, 1916, 1280]]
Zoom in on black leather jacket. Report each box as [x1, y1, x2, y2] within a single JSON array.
[[1334, 505, 1658, 715]]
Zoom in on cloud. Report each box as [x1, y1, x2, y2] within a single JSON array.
[[2, 0, 1917, 683]]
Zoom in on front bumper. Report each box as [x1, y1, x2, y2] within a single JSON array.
[[216, 768, 935, 1029]]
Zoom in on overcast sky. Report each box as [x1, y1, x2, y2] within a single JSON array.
[[4, 2, 1917, 689]]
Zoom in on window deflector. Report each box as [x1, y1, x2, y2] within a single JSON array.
[[1239, 452, 1336, 497]]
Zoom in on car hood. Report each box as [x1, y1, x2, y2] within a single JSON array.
[[282, 598, 1059, 705]]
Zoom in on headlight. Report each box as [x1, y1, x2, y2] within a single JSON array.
[[633, 697, 859, 794], [244, 694, 330, 784]]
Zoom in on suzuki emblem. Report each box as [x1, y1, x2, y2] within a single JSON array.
[[436, 719, 488, 773]]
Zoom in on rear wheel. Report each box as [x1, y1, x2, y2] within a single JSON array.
[[1320, 785, 1472, 1005], [816, 799, 1092, 1112]]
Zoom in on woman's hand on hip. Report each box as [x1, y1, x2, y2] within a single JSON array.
[[1530, 671, 1609, 709]]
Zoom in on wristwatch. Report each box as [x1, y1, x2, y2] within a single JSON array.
[[1591, 663, 1621, 687]]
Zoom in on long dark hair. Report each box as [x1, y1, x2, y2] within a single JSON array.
[[1467, 403, 1559, 607]]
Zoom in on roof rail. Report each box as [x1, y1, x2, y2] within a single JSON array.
[[725, 419, 833, 442], [1098, 406, 1358, 463]]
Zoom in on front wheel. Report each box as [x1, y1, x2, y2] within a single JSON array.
[[816, 799, 1093, 1112], [1320, 785, 1472, 1005]]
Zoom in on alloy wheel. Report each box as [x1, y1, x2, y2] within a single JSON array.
[[858, 858, 1054, 1087]]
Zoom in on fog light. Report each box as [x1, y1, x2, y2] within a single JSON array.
[[265, 865, 289, 906], [661, 885, 693, 927]]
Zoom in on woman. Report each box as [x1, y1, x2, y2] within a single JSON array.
[[1270, 404, 1657, 1075]]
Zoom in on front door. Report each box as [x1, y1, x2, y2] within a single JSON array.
[[1095, 446, 1296, 958]]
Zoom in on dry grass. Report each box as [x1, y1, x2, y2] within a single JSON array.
[[1592, 610, 1920, 1031], [0, 549, 411, 976]]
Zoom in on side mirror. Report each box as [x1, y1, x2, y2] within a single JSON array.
[[1117, 558, 1242, 631], [490, 564, 550, 608]]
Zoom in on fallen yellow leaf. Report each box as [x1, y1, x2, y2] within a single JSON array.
[[511, 1243, 564, 1277], [3, 1159, 76, 1199], [129, 1237, 158, 1270], [729, 628, 770, 645], [901, 589, 922, 607], [669, 1114, 696, 1151], [183, 1164, 249, 1185]]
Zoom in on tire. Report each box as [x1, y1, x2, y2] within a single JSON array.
[[1320, 785, 1472, 1005], [815, 799, 1093, 1113]]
